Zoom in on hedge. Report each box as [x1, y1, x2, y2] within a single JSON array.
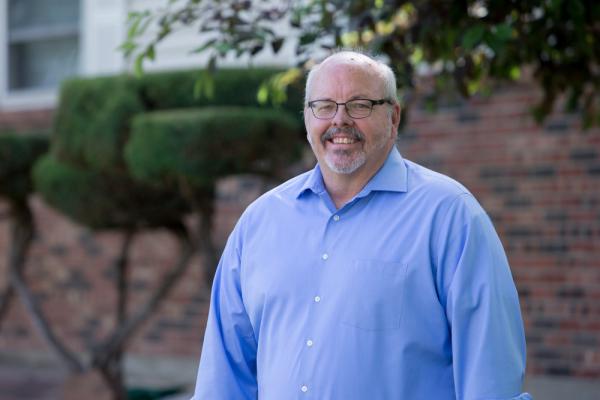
[[137, 68, 304, 113], [52, 76, 144, 172], [0, 133, 49, 201], [125, 107, 302, 188], [53, 68, 304, 174], [33, 154, 189, 230]]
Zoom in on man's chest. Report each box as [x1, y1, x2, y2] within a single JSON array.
[[239, 199, 440, 336]]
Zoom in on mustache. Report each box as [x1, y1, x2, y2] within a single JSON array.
[[321, 127, 365, 144]]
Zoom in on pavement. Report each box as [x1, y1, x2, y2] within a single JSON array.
[[1, 354, 599, 400], [0, 352, 197, 400], [0, 362, 64, 400]]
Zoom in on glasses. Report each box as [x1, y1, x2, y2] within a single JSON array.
[[307, 98, 393, 119]]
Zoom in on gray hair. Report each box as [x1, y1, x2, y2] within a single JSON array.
[[304, 50, 398, 106]]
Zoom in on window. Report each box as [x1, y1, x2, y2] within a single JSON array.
[[2, 0, 80, 108]]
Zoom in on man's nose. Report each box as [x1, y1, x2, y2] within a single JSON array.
[[331, 104, 354, 126]]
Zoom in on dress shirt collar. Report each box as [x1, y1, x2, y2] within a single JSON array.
[[295, 146, 408, 199]]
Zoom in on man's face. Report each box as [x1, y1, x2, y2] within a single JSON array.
[[304, 60, 400, 178]]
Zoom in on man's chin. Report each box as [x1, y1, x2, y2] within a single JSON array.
[[325, 155, 366, 175]]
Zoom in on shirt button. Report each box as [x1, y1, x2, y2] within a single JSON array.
[[333, 214, 340, 221], [306, 339, 313, 347], [322, 253, 329, 260], [314, 296, 321, 303], [301, 385, 308, 393]]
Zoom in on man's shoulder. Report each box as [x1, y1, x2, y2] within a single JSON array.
[[241, 170, 313, 215], [403, 159, 488, 221], [405, 159, 470, 199]]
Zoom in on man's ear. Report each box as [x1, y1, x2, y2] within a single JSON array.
[[390, 103, 401, 136]]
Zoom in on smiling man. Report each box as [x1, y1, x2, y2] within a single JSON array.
[[191, 51, 531, 400]]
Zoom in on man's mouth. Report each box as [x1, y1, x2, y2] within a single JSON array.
[[330, 137, 357, 144], [321, 127, 364, 145]]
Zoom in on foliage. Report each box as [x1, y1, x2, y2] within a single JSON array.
[[125, 106, 302, 189], [52, 68, 304, 177], [125, 0, 600, 127], [53, 77, 144, 173], [136, 68, 304, 113], [0, 133, 49, 201], [33, 154, 188, 230]]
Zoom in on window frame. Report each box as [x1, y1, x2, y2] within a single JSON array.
[[0, 0, 81, 111]]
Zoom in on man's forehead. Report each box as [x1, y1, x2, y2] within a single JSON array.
[[317, 53, 380, 75], [310, 57, 384, 96]]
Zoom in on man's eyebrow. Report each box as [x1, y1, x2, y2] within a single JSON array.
[[348, 94, 372, 100], [310, 94, 374, 102]]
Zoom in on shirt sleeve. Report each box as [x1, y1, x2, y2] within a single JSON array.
[[438, 194, 532, 400], [191, 221, 258, 400]]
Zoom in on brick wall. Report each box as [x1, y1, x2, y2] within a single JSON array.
[[398, 82, 600, 378], [0, 81, 599, 378], [0, 109, 53, 133]]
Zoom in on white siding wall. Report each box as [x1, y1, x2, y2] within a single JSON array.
[[0, 0, 297, 111], [126, 0, 298, 71], [81, 0, 127, 76]]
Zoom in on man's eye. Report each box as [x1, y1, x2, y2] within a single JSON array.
[[316, 103, 335, 111], [350, 102, 371, 110]]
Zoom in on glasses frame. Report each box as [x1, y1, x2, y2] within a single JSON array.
[[307, 98, 393, 120]]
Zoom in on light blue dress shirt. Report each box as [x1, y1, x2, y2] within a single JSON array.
[[192, 147, 531, 400]]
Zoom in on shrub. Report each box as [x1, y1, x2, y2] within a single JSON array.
[[0, 133, 49, 201], [137, 68, 304, 115], [125, 106, 303, 189], [33, 154, 188, 230], [53, 76, 144, 172]]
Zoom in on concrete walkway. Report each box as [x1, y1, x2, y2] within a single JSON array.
[[0, 362, 65, 400], [1, 352, 599, 400]]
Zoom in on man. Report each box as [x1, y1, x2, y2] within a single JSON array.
[[192, 51, 531, 400]]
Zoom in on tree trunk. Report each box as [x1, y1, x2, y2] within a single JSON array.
[[7, 199, 84, 373], [91, 223, 195, 370], [0, 285, 15, 331], [98, 231, 134, 400]]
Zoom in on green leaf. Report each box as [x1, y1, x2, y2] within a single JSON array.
[[215, 42, 232, 56], [127, 15, 143, 39], [509, 66, 521, 80], [250, 44, 264, 56], [462, 25, 485, 50], [146, 45, 155, 61], [494, 23, 513, 41], [190, 39, 217, 54], [134, 55, 144, 77], [271, 38, 284, 54], [257, 84, 269, 104], [118, 41, 137, 57]]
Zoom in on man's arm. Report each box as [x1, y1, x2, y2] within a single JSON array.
[[192, 224, 258, 400], [438, 194, 532, 400]]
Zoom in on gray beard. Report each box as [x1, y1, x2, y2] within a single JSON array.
[[320, 126, 366, 174], [324, 148, 366, 174]]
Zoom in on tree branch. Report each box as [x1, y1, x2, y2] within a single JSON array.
[[91, 223, 195, 368], [8, 201, 84, 373], [0, 285, 15, 332]]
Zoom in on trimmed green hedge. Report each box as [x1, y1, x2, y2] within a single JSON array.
[[0, 133, 49, 201], [137, 68, 304, 113], [39, 68, 305, 230], [53, 69, 304, 174], [53, 76, 144, 172], [125, 107, 302, 188], [33, 154, 188, 230]]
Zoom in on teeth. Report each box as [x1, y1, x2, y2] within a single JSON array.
[[332, 137, 355, 144]]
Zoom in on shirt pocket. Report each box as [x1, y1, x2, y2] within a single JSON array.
[[340, 259, 408, 332]]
